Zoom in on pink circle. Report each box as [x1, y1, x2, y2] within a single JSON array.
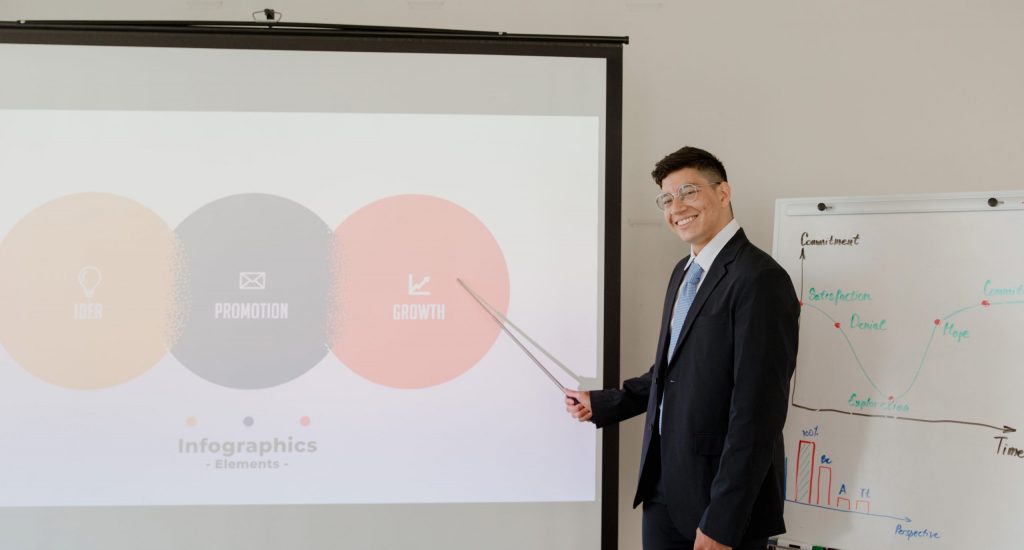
[[331, 195, 510, 389], [299, 416, 311, 427]]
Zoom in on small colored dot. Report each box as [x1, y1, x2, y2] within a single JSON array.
[[981, 300, 990, 307], [933, 319, 941, 326], [243, 416, 254, 427], [300, 416, 311, 427], [186, 417, 198, 427], [833, 322, 841, 329]]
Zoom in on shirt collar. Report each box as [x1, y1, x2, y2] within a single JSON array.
[[687, 218, 740, 273]]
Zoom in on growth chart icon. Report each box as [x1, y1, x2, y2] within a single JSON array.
[[408, 274, 431, 296]]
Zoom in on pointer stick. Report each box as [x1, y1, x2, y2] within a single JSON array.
[[456, 278, 579, 404]]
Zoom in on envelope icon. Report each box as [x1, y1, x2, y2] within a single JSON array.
[[239, 272, 266, 290]]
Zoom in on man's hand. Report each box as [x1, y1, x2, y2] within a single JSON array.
[[564, 389, 592, 422], [694, 528, 730, 550]]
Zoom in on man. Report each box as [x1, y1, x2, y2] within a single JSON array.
[[566, 146, 799, 550]]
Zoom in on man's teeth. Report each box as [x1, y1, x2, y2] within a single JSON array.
[[676, 215, 696, 226]]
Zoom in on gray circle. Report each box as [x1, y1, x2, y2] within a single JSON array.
[[171, 194, 333, 389], [243, 416, 254, 427]]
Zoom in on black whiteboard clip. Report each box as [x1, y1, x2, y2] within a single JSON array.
[[987, 197, 1002, 208], [253, 9, 283, 23], [816, 202, 831, 212]]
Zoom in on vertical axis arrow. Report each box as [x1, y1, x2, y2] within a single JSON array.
[[799, 247, 805, 301], [792, 246, 806, 407]]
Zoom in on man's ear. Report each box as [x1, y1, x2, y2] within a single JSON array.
[[717, 180, 732, 206]]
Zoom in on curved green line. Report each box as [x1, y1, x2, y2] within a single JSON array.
[[943, 305, 979, 320], [803, 303, 884, 396], [802, 299, 1024, 401], [895, 325, 936, 400]]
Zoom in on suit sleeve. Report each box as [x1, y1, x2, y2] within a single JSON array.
[[699, 267, 799, 546], [588, 257, 684, 429], [587, 365, 654, 429]]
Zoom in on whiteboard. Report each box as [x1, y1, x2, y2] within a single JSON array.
[[773, 192, 1024, 550]]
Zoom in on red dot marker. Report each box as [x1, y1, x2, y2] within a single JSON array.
[[834, 322, 841, 329], [934, 319, 941, 326], [888, 395, 894, 401], [799, 301, 805, 306], [300, 416, 311, 427], [982, 300, 991, 307]]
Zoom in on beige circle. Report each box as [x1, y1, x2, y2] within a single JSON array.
[[0, 193, 180, 389]]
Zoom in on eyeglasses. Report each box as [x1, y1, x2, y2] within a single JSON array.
[[654, 182, 721, 211]]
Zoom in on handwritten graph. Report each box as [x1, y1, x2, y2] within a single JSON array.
[[774, 193, 1024, 549]]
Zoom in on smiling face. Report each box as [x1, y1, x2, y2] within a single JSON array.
[[660, 167, 733, 255]]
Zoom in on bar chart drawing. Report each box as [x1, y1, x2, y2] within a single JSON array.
[[785, 438, 906, 523]]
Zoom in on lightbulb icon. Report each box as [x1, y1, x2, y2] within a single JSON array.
[[78, 266, 103, 299]]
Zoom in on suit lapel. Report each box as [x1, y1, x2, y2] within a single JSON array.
[[656, 257, 690, 368], [667, 229, 749, 363]]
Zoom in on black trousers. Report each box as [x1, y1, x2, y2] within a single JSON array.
[[642, 500, 768, 550], [640, 435, 768, 550]]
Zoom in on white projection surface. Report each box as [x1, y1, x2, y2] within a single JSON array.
[[774, 193, 1024, 549], [0, 38, 609, 550]]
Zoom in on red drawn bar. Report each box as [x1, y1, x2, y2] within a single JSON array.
[[817, 466, 832, 505], [796, 440, 816, 504]]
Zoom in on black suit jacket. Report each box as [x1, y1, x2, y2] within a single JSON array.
[[591, 229, 799, 547]]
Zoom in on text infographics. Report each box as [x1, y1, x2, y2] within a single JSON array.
[[774, 194, 1024, 549], [0, 109, 600, 507], [0, 192, 509, 390]]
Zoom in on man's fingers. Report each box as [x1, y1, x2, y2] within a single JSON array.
[[567, 404, 592, 421], [563, 389, 593, 422], [565, 402, 589, 419]]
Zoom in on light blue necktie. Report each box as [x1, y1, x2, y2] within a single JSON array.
[[659, 261, 704, 434]]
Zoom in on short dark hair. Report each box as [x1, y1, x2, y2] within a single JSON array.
[[651, 146, 727, 187]]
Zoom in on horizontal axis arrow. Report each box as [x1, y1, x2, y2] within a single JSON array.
[[793, 403, 1015, 433]]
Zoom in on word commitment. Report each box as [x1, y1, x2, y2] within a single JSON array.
[[983, 279, 1024, 297], [800, 232, 861, 246]]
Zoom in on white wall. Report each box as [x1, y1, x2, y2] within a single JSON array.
[[3, 1, 1023, 547]]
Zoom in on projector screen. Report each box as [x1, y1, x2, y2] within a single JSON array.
[[0, 23, 622, 550]]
